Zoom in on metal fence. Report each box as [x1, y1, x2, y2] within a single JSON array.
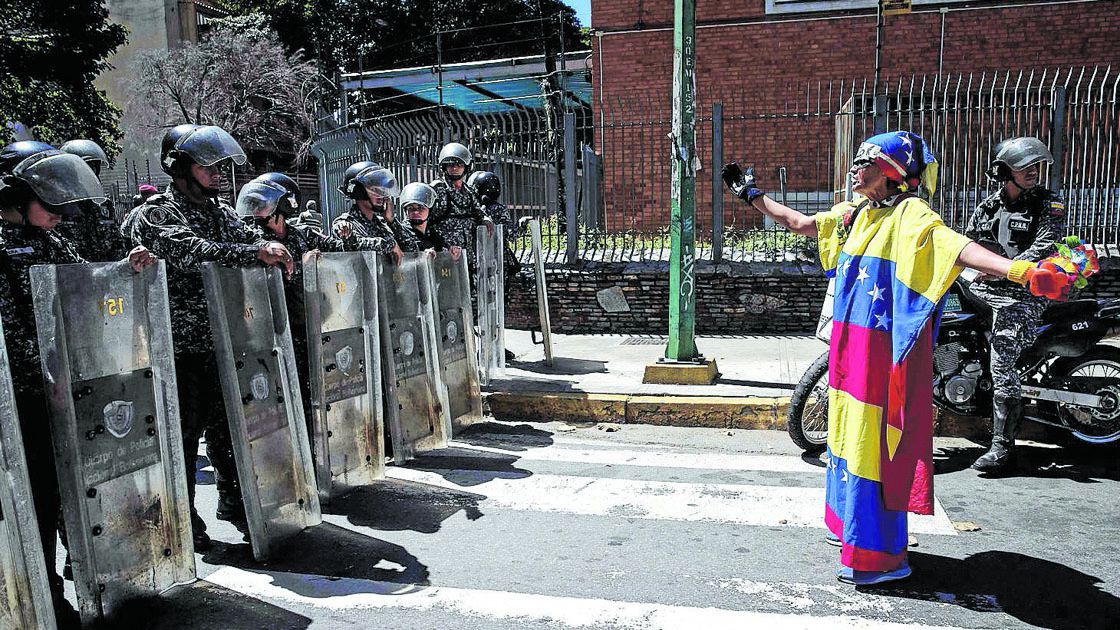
[[311, 65, 1120, 263]]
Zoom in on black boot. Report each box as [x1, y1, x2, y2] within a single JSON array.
[[972, 398, 1022, 473]]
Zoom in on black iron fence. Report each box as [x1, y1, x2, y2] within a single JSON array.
[[310, 65, 1120, 263]]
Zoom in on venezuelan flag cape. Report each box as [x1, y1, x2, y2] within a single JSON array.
[[816, 196, 971, 571]]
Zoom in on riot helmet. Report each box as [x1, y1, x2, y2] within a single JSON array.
[[986, 137, 1054, 182], [0, 141, 56, 174], [60, 139, 109, 176], [401, 182, 437, 226], [466, 170, 500, 203], [250, 172, 300, 216], [236, 180, 290, 221], [338, 160, 382, 199], [353, 165, 399, 199], [161, 124, 246, 176], [0, 146, 106, 217], [438, 142, 472, 181]]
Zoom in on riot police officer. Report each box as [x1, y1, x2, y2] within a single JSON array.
[[430, 143, 492, 264], [402, 182, 462, 257], [965, 137, 1067, 473], [466, 170, 519, 282], [0, 142, 156, 623], [56, 139, 129, 261], [124, 124, 294, 549], [330, 161, 408, 258]]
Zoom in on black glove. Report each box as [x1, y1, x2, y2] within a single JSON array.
[[721, 162, 765, 202]]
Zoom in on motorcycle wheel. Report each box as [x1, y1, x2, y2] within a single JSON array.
[[1049, 346, 1120, 444], [788, 351, 830, 454]]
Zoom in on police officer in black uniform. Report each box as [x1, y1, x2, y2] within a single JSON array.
[[430, 143, 492, 265], [466, 170, 519, 283], [965, 137, 1067, 473], [124, 124, 294, 549], [330, 161, 406, 258], [56, 139, 130, 261], [401, 182, 462, 257], [0, 141, 157, 624]]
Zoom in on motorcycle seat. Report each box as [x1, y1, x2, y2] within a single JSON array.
[[1041, 299, 1098, 325]]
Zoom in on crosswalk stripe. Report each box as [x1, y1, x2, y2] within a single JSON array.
[[385, 467, 958, 536], [206, 566, 973, 630], [448, 440, 826, 473]]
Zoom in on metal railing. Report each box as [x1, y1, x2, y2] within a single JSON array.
[[311, 65, 1120, 263]]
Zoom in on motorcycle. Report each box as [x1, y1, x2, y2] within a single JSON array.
[[787, 271, 1120, 454]]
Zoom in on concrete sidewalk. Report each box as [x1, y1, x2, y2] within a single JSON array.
[[486, 331, 826, 430]]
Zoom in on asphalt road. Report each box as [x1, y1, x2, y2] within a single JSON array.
[[85, 421, 1120, 629]]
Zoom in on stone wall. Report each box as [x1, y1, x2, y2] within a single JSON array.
[[506, 258, 1120, 335]]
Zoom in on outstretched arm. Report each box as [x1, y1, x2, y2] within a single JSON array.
[[721, 163, 817, 237]]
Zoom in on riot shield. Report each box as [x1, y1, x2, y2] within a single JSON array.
[[31, 261, 194, 624], [202, 264, 321, 561], [529, 219, 554, 365], [303, 252, 385, 503], [428, 251, 484, 434], [475, 225, 506, 384], [377, 253, 449, 463], [0, 320, 56, 629]]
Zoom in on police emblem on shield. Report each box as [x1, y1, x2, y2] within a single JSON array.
[[250, 371, 270, 401], [447, 320, 458, 343], [400, 331, 415, 356], [336, 345, 354, 375], [103, 400, 134, 438]]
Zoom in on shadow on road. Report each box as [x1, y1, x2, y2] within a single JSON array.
[[201, 522, 430, 586], [510, 357, 608, 375], [934, 444, 1119, 481], [878, 551, 1120, 630], [453, 421, 556, 451], [109, 580, 312, 630], [326, 479, 485, 534]]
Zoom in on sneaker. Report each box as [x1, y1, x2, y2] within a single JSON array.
[[825, 532, 842, 547], [837, 563, 912, 586]]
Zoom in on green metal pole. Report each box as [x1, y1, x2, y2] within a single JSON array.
[[665, 0, 699, 362]]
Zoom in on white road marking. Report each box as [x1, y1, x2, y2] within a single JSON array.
[[449, 440, 825, 473], [385, 468, 958, 536], [206, 567, 974, 630]]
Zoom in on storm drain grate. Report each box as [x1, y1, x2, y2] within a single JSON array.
[[620, 337, 668, 346]]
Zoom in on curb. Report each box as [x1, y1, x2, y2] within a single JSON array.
[[484, 391, 1050, 441]]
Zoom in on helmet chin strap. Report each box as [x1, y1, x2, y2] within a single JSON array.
[[408, 217, 426, 227]]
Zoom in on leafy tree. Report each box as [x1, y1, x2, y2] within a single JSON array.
[[226, 0, 584, 75], [0, 0, 127, 157], [124, 15, 318, 163]]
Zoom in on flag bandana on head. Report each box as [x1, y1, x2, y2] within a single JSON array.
[[853, 131, 940, 196]]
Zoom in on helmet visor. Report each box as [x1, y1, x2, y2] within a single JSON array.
[[176, 126, 247, 167], [355, 166, 400, 198], [400, 183, 436, 210], [235, 181, 288, 218], [13, 152, 107, 208]]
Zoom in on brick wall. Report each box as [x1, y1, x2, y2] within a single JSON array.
[[507, 258, 1120, 335]]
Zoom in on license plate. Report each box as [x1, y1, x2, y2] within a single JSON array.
[[944, 294, 962, 313]]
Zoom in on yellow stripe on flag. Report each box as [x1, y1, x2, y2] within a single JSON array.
[[826, 388, 883, 482]]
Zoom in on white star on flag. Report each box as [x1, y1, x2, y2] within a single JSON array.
[[875, 311, 892, 330], [905, 150, 914, 164], [900, 135, 912, 147], [856, 266, 870, 283], [867, 283, 884, 302], [840, 259, 852, 275], [841, 470, 849, 483]]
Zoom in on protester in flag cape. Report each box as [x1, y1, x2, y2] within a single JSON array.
[[124, 123, 294, 551], [722, 131, 1074, 586], [964, 137, 1067, 473], [330, 160, 407, 261], [0, 141, 156, 624], [401, 181, 463, 260]]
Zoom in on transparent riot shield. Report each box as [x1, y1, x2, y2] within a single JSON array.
[[303, 252, 385, 503], [428, 251, 484, 434], [202, 264, 321, 561], [377, 253, 449, 463], [475, 225, 506, 384], [0, 320, 56, 629], [529, 219, 554, 365], [31, 261, 194, 624]]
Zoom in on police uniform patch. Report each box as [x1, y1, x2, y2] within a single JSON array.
[[1050, 201, 1066, 217], [147, 207, 169, 225]]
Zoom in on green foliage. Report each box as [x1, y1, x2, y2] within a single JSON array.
[[225, 0, 585, 74], [0, 0, 126, 157]]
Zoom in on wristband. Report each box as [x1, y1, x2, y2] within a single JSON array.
[[1006, 260, 1033, 286]]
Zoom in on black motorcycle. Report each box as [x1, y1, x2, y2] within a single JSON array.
[[788, 274, 1120, 454]]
